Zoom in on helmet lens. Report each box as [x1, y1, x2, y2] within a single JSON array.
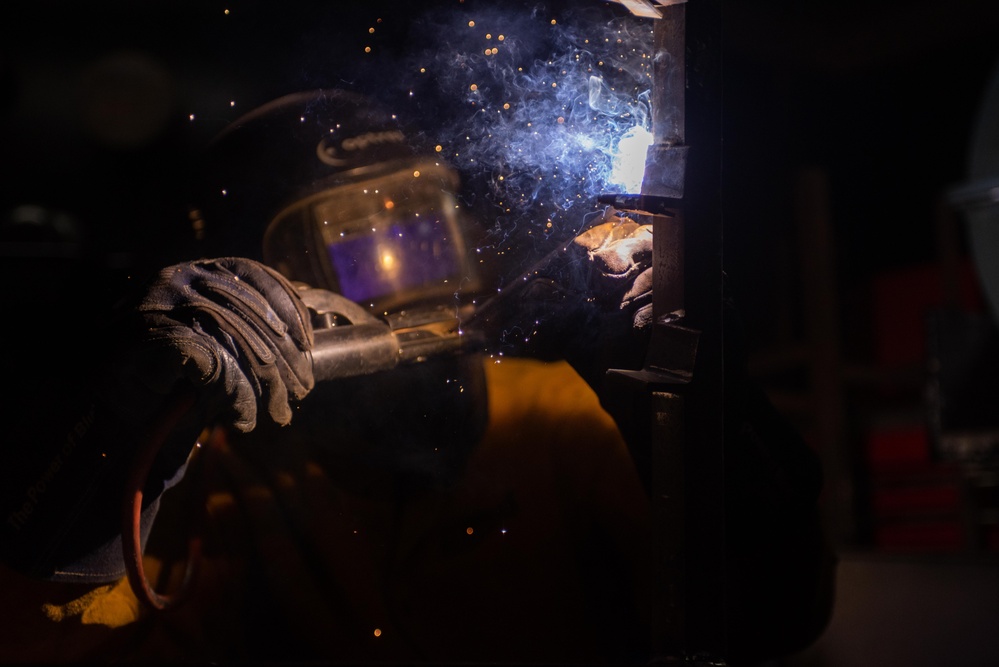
[[326, 212, 458, 304], [264, 162, 472, 311]]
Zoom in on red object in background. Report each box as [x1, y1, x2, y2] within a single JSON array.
[[865, 425, 930, 472], [871, 259, 985, 368], [871, 483, 962, 516], [874, 520, 966, 551], [862, 259, 990, 552], [865, 426, 969, 551]]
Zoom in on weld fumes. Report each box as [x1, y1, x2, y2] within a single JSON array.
[[394, 2, 656, 279]]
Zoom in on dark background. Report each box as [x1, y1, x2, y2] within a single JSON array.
[[2, 1, 999, 663]]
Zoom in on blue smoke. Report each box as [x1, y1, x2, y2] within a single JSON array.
[[388, 2, 656, 280]]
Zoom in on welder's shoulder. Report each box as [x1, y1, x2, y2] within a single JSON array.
[[481, 357, 628, 457]]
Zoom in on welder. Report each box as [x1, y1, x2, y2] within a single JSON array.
[[0, 89, 832, 665]]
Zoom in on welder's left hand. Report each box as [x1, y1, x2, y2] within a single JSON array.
[[117, 257, 316, 433], [471, 213, 653, 391]]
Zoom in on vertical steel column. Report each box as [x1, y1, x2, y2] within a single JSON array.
[[602, 0, 725, 662]]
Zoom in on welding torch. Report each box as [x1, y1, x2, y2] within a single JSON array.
[[122, 282, 481, 611]]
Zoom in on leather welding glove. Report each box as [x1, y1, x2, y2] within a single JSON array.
[[115, 256, 315, 433], [0, 257, 315, 583], [471, 213, 653, 391]]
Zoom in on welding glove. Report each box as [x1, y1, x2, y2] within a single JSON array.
[[472, 213, 653, 390], [0, 257, 315, 583], [116, 256, 315, 433]]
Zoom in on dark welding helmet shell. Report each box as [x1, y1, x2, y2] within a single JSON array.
[[197, 89, 415, 257], [196, 89, 477, 314]]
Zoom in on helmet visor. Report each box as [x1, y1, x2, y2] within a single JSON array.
[[264, 162, 473, 312]]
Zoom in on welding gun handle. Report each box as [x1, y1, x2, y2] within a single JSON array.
[[310, 323, 400, 382]]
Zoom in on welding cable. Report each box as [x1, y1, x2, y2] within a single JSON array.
[[121, 383, 202, 612]]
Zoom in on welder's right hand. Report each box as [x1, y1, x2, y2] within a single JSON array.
[[470, 213, 653, 391], [106, 257, 315, 434]]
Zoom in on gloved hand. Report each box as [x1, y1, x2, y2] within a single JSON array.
[[574, 216, 654, 327], [470, 213, 653, 390], [0, 257, 316, 583], [113, 257, 315, 433]]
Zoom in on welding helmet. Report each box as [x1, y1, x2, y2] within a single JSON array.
[[196, 89, 487, 486], [196, 88, 479, 314]]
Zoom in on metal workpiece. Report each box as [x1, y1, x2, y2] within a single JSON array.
[[600, 0, 727, 663], [643, 145, 690, 199], [650, 390, 687, 658], [597, 193, 683, 215]]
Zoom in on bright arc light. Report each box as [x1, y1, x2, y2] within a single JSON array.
[[380, 250, 397, 272], [609, 125, 653, 194]]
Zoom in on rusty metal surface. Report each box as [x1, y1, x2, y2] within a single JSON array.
[[602, 0, 727, 662]]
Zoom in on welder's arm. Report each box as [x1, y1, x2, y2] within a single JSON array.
[[470, 213, 653, 392], [473, 218, 835, 659], [0, 257, 314, 583]]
